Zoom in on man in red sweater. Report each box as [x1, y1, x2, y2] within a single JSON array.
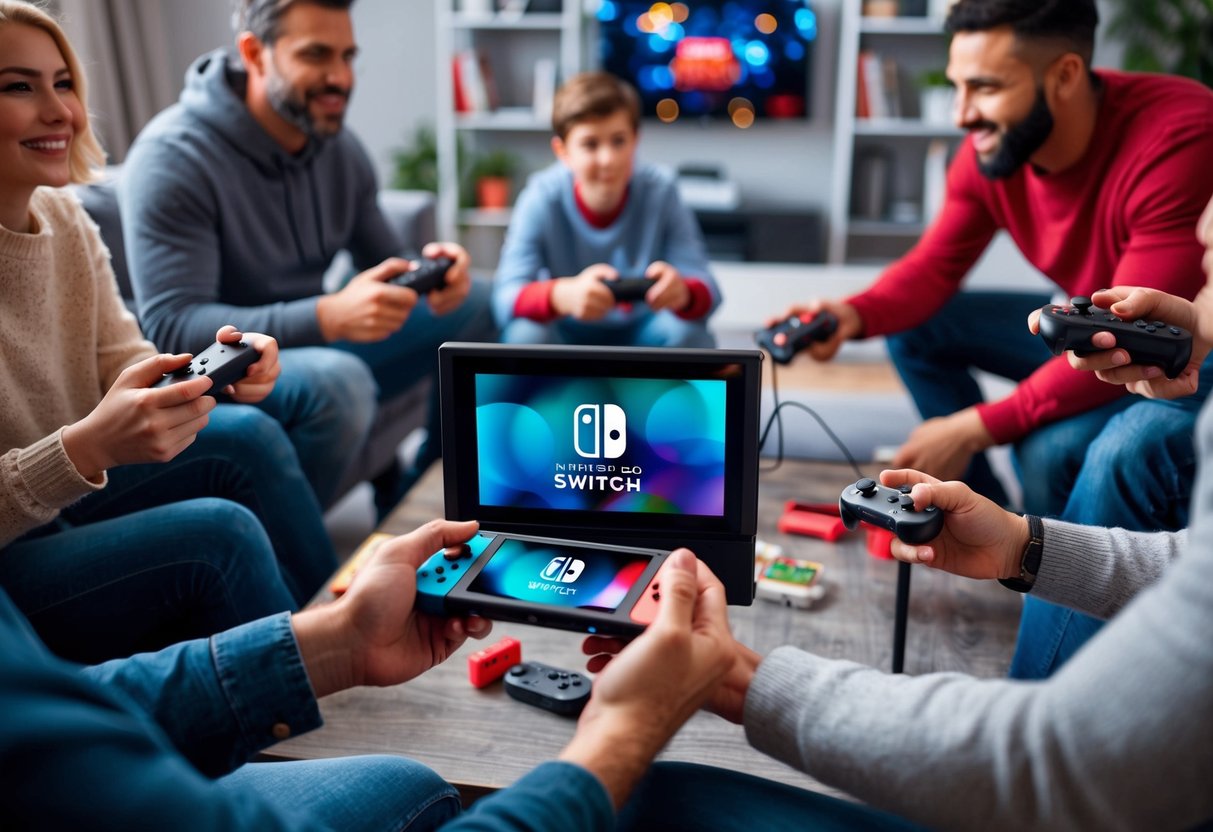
[[779, 0, 1213, 677]]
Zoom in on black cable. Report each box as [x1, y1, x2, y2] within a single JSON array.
[[758, 361, 866, 480]]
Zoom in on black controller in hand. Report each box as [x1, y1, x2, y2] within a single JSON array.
[[503, 661, 591, 716], [390, 256, 453, 295], [839, 478, 944, 546], [155, 340, 260, 391], [755, 311, 839, 364], [603, 276, 654, 303], [1038, 296, 1193, 379]]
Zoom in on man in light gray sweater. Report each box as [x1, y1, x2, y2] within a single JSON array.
[[590, 197, 1213, 830]]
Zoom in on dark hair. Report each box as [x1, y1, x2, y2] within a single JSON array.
[[945, 0, 1099, 65], [232, 0, 355, 44], [552, 72, 641, 140]]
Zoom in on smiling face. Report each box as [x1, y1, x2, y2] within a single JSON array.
[[0, 22, 82, 225], [552, 109, 638, 213], [947, 27, 1059, 179], [243, 2, 358, 148]]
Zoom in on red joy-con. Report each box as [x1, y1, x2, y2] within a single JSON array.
[[629, 575, 663, 627], [467, 637, 522, 689]]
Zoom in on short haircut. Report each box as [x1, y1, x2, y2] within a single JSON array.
[[0, 0, 106, 183], [232, 0, 355, 44], [945, 0, 1099, 66], [551, 72, 641, 140]]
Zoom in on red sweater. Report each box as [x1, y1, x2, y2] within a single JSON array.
[[848, 71, 1213, 444]]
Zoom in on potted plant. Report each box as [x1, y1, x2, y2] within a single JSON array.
[[390, 126, 439, 192], [1105, 0, 1213, 86], [917, 68, 954, 124], [468, 149, 520, 210]]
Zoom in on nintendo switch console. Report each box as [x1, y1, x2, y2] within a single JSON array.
[[438, 343, 763, 604], [416, 532, 668, 636]]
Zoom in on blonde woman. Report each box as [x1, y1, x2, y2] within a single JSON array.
[[0, 0, 336, 663]]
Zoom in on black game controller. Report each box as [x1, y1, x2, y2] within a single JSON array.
[[1037, 296, 1193, 379], [390, 256, 453, 295], [755, 311, 839, 364], [603, 276, 654, 303], [154, 340, 260, 391], [839, 478, 944, 546], [503, 661, 591, 716]]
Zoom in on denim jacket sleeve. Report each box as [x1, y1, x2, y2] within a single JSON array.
[[0, 594, 329, 829], [80, 611, 322, 778]]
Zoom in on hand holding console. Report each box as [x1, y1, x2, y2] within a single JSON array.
[[389, 256, 453, 295], [1037, 295, 1193, 379], [603, 276, 655, 303], [755, 311, 839, 364], [154, 339, 260, 390], [839, 478, 944, 545]]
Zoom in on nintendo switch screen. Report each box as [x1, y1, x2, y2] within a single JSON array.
[[473, 374, 727, 517], [466, 537, 654, 613]]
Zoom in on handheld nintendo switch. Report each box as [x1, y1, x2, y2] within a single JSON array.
[[438, 343, 762, 605], [416, 532, 669, 637]]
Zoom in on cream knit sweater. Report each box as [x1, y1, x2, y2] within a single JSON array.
[[1, 187, 155, 547]]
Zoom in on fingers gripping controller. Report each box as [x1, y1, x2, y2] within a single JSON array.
[[154, 340, 260, 390], [755, 311, 839, 364], [839, 478, 944, 546], [602, 277, 655, 303], [1037, 296, 1193, 379], [389, 257, 453, 295], [414, 534, 494, 615]]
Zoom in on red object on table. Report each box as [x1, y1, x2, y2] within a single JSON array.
[[777, 501, 847, 541], [864, 525, 896, 560]]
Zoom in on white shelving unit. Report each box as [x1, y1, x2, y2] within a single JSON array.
[[828, 6, 962, 264], [434, 3, 585, 245]]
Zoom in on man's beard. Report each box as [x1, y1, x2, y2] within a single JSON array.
[[974, 88, 1055, 179], [265, 65, 349, 142]]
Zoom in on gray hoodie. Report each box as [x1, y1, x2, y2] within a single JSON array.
[[119, 48, 403, 352]]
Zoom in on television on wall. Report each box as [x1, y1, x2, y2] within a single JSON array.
[[597, 0, 818, 125]]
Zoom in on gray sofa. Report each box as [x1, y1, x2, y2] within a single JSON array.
[[73, 171, 435, 505]]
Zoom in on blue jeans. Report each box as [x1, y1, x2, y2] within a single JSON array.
[[264, 281, 496, 505], [1009, 357, 1210, 679], [616, 762, 925, 831], [217, 756, 460, 832], [502, 310, 716, 348], [0, 498, 293, 664]]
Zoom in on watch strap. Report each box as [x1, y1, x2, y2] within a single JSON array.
[[999, 514, 1044, 593]]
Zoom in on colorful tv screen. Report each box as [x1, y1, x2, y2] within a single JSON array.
[[597, 0, 818, 123], [474, 373, 727, 517]]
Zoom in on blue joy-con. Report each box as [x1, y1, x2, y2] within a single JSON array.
[[415, 533, 494, 615]]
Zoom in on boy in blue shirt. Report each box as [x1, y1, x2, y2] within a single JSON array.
[[493, 72, 720, 347]]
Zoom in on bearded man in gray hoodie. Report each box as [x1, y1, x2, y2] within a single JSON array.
[[120, 0, 495, 515]]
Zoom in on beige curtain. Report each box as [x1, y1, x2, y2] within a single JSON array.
[[51, 0, 176, 162]]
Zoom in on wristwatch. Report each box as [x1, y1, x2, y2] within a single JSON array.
[[999, 514, 1044, 593]]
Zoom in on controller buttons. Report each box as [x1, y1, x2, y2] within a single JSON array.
[[1135, 320, 1148, 328], [199, 357, 209, 365], [1171, 327, 1182, 335], [418, 570, 428, 578], [435, 576, 446, 584], [435, 566, 444, 575], [1071, 297, 1092, 316], [558, 682, 570, 689], [197, 367, 207, 375], [547, 671, 559, 680], [886, 495, 898, 503], [1153, 321, 1166, 328], [773, 332, 788, 347], [1146, 326, 1158, 333], [572, 679, 583, 687], [856, 478, 877, 497], [899, 495, 915, 511], [925, 506, 937, 512], [449, 561, 460, 571], [509, 665, 527, 677], [898, 485, 912, 494]]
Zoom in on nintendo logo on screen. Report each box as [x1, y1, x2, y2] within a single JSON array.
[[574, 404, 626, 459], [541, 556, 584, 583]]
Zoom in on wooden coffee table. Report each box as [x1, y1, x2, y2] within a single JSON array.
[[267, 459, 1020, 799]]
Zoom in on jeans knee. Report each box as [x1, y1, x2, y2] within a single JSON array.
[[176, 498, 276, 570], [361, 756, 461, 830], [301, 349, 378, 437], [207, 405, 299, 471]]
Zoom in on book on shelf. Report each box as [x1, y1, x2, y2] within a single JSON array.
[[532, 58, 557, 122], [922, 138, 950, 223], [856, 51, 904, 122], [452, 50, 499, 114]]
